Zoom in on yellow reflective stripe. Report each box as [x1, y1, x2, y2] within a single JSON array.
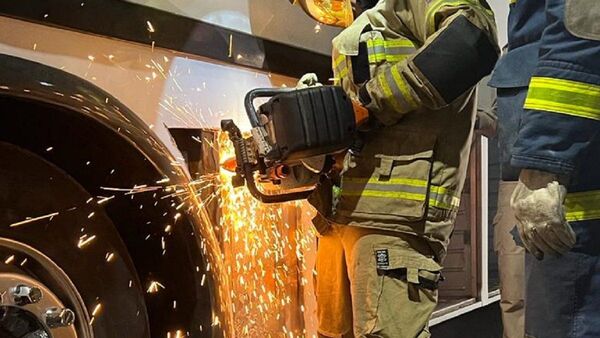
[[385, 40, 415, 48], [367, 39, 415, 64], [338, 67, 349, 78], [333, 54, 346, 68], [429, 185, 461, 210], [341, 189, 426, 202], [565, 190, 600, 222], [429, 198, 453, 210], [367, 40, 386, 63], [390, 66, 418, 109], [333, 54, 349, 81], [524, 77, 600, 120], [341, 179, 460, 211], [426, 0, 493, 32], [529, 77, 600, 96], [525, 77, 600, 120], [344, 177, 429, 188], [377, 71, 403, 111], [426, 0, 471, 31]]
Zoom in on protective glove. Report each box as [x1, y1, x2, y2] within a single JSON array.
[[351, 99, 369, 126], [297, 73, 369, 125], [510, 169, 576, 260], [296, 73, 322, 89]]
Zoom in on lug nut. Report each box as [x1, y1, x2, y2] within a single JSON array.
[[11, 284, 43, 306], [44, 307, 76, 328]]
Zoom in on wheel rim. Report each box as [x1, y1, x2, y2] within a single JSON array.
[[0, 237, 93, 338]]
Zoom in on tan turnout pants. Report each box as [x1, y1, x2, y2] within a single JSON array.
[[315, 224, 440, 338], [493, 181, 525, 338]]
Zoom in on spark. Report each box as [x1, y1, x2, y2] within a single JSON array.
[[105, 252, 115, 262], [77, 234, 97, 249], [92, 303, 102, 317], [146, 21, 155, 33], [97, 195, 115, 205], [4, 255, 15, 264], [146, 280, 165, 294], [46, 146, 53, 152], [9, 212, 59, 227]]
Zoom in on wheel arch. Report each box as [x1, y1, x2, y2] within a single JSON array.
[[0, 54, 231, 337]]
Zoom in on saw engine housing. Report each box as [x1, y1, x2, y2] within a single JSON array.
[[221, 86, 356, 203]]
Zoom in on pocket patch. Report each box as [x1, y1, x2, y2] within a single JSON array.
[[565, 0, 600, 41]]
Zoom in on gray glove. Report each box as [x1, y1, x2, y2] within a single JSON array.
[[510, 169, 576, 259]]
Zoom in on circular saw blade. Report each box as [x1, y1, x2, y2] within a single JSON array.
[[301, 155, 327, 173]]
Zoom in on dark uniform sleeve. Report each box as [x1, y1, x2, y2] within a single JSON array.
[[359, 0, 500, 126], [510, 0, 600, 176]]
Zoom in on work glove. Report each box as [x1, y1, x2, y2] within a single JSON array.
[[510, 169, 576, 260], [352, 99, 369, 126], [296, 73, 322, 88], [297, 73, 369, 125]]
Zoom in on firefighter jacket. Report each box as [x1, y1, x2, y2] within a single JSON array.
[[501, 0, 600, 227], [315, 0, 499, 260]]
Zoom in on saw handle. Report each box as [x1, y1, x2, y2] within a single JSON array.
[[244, 87, 294, 127], [243, 164, 313, 204]]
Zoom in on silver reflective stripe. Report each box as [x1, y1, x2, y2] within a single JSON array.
[[383, 66, 418, 111], [367, 38, 417, 64]]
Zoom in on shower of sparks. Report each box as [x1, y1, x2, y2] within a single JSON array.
[[185, 132, 316, 337], [9, 212, 59, 227], [21, 33, 323, 336]]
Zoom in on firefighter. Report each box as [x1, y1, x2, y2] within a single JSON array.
[[292, 0, 499, 336], [488, 43, 527, 337], [501, 1, 600, 337]]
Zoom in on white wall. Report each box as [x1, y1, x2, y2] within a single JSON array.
[[125, 0, 342, 55], [488, 0, 509, 47]]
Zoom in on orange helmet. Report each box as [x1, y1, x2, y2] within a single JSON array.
[[290, 0, 354, 28]]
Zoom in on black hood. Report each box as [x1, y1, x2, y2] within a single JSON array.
[[356, 0, 380, 10]]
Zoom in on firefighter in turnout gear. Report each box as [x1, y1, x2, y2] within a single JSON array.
[[292, 0, 499, 336], [492, 0, 600, 337]]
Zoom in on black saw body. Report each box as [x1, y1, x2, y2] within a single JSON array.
[[221, 86, 356, 203]]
